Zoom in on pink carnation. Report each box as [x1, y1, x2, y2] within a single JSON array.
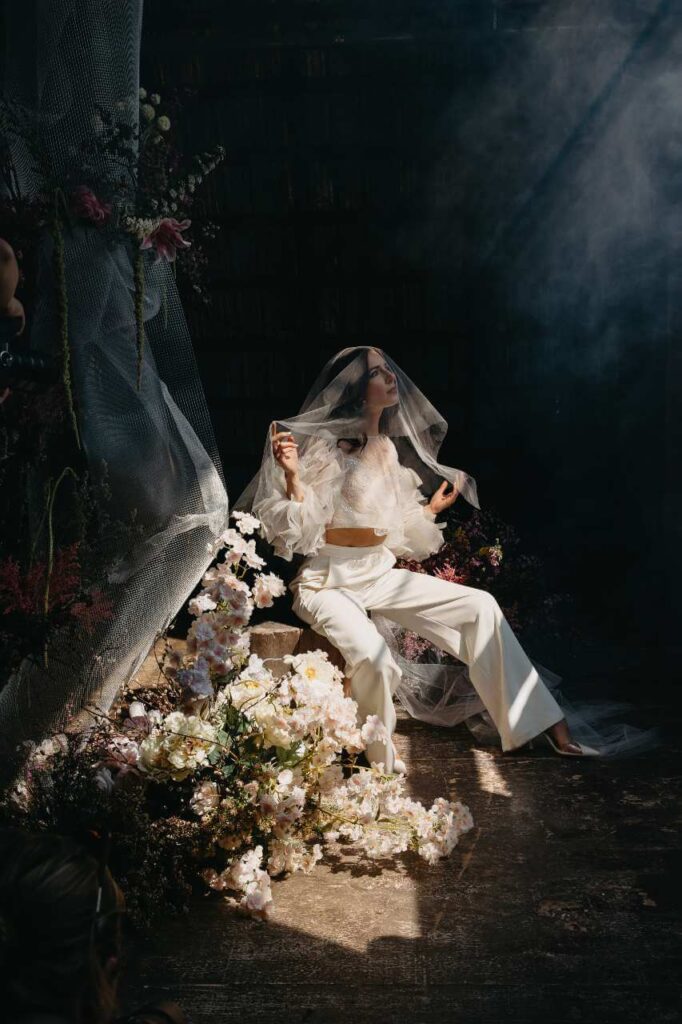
[[140, 217, 191, 262], [71, 185, 112, 225]]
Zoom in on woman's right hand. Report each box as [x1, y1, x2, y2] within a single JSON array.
[[271, 423, 299, 477]]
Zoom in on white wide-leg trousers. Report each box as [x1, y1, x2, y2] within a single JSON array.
[[290, 543, 564, 771]]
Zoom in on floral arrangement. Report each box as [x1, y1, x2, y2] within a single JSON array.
[[0, 84, 225, 436], [0, 512, 473, 924], [0, 456, 152, 679], [395, 506, 574, 664]]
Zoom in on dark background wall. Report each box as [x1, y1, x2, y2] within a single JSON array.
[[141, 1, 682, 672]]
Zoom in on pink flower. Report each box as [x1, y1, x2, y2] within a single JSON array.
[[140, 217, 191, 262], [71, 185, 112, 225]]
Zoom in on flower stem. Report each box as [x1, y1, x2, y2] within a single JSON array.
[[134, 249, 145, 390], [42, 465, 78, 667], [51, 191, 81, 449]]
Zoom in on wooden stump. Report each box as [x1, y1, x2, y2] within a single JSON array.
[[295, 627, 346, 675], [248, 621, 302, 677], [249, 621, 347, 677]]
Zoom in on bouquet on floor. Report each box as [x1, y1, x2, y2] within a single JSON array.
[[0, 513, 473, 924]]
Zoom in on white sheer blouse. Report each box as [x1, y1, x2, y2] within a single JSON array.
[[254, 434, 446, 562]]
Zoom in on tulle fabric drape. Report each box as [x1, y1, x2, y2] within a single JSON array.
[[372, 613, 659, 757], [0, 0, 228, 774]]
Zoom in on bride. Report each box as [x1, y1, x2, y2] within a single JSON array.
[[235, 346, 650, 772]]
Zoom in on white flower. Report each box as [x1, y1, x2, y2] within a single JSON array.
[[242, 877, 273, 918], [252, 572, 286, 609], [188, 593, 217, 617], [139, 87, 147, 100], [231, 846, 261, 886], [237, 654, 273, 684], [283, 650, 339, 687], [276, 769, 293, 790], [267, 838, 323, 877], [150, 93, 161, 105], [190, 780, 220, 819], [360, 715, 390, 748], [157, 114, 171, 131], [138, 712, 218, 781], [243, 540, 265, 570], [141, 103, 155, 122], [231, 510, 260, 535], [208, 846, 274, 919]]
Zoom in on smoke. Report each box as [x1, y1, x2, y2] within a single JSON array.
[[404, 0, 681, 377]]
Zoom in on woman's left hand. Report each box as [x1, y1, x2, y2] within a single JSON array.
[[428, 480, 459, 515]]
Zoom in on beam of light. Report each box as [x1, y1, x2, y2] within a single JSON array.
[[507, 668, 543, 730], [472, 747, 512, 798]]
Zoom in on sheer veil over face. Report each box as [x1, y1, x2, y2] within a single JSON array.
[[234, 346, 480, 526]]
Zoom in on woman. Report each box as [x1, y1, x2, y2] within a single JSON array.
[[236, 345, 606, 773]]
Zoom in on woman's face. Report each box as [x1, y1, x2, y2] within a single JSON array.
[[364, 349, 398, 408]]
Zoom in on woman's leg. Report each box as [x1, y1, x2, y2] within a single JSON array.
[[363, 568, 565, 752], [292, 585, 403, 771]]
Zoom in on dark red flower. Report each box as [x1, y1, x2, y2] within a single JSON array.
[[71, 185, 112, 225]]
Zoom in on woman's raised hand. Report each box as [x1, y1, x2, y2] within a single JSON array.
[[271, 423, 299, 477], [428, 480, 459, 515]]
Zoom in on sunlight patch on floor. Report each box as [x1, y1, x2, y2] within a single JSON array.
[[472, 747, 512, 798]]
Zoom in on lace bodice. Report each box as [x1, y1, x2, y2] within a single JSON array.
[[254, 434, 446, 563], [329, 435, 406, 532]]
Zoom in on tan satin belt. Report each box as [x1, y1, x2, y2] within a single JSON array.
[[324, 527, 386, 547]]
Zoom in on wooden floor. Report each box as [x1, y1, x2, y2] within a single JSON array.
[[120, 683, 681, 1024]]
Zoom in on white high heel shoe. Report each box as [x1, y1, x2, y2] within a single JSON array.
[[530, 731, 602, 757]]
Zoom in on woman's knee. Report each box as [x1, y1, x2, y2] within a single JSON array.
[[346, 632, 398, 681], [365, 634, 400, 677], [472, 588, 502, 620], [291, 589, 314, 625]]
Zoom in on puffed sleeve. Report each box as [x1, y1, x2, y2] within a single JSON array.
[[253, 437, 342, 561], [393, 463, 446, 562]]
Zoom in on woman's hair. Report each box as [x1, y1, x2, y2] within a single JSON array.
[[321, 346, 399, 453], [0, 826, 125, 1024]]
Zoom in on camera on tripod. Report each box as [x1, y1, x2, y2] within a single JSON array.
[[0, 317, 57, 384]]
